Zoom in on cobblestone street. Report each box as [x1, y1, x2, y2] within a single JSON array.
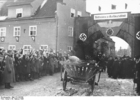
[[0, 72, 137, 96]]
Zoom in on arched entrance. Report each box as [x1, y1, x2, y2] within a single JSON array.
[[74, 12, 140, 59], [88, 12, 135, 57], [111, 36, 131, 57]]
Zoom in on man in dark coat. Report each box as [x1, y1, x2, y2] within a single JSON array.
[[134, 56, 140, 95], [26, 55, 32, 81], [3, 52, 14, 89], [43, 54, 49, 75], [126, 57, 135, 78], [30, 55, 36, 79], [112, 58, 120, 79], [117, 58, 122, 78], [20, 55, 26, 81], [48, 54, 55, 75], [14, 53, 21, 82], [107, 57, 114, 78], [120, 57, 126, 79], [0, 52, 4, 85], [122, 57, 132, 79]]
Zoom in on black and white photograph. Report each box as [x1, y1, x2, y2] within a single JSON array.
[[0, 0, 140, 98]]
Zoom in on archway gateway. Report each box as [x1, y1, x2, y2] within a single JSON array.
[[74, 12, 140, 58], [110, 36, 131, 57]]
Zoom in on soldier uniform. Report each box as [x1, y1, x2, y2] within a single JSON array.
[[107, 57, 114, 78], [3, 52, 14, 89], [0, 53, 4, 85], [134, 56, 140, 95]]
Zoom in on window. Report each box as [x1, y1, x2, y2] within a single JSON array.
[[29, 26, 37, 36], [77, 11, 82, 17], [23, 45, 31, 54], [8, 45, 16, 50], [14, 26, 21, 36], [16, 8, 23, 18], [68, 46, 73, 51], [70, 8, 75, 17], [0, 27, 6, 37], [40, 45, 48, 52], [68, 26, 73, 37]]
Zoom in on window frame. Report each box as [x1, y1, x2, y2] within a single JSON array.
[[8, 45, 16, 50], [23, 45, 31, 54], [68, 46, 73, 51], [77, 11, 82, 17], [40, 45, 48, 52], [70, 8, 75, 18], [13, 26, 21, 36], [29, 25, 37, 36], [16, 8, 23, 18], [68, 26, 73, 37], [0, 27, 6, 37]]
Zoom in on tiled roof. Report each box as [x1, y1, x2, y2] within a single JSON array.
[[0, 0, 63, 18], [34, 0, 63, 18], [0, 0, 14, 16], [8, 0, 34, 6]]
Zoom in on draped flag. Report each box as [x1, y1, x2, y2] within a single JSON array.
[[111, 4, 116, 10], [134, 16, 140, 56]]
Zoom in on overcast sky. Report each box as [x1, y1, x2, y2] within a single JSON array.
[[86, 0, 140, 14]]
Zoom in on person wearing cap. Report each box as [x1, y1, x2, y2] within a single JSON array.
[[3, 50, 14, 89]]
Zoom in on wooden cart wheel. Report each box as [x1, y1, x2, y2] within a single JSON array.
[[63, 71, 67, 91], [91, 76, 96, 92]]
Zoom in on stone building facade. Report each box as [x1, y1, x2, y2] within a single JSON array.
[[0, 0, 89, 54]]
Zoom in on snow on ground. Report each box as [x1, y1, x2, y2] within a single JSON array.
[[0, 72, 137, 96]]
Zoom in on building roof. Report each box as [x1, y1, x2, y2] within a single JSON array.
[[7, 0, 34, 6], [34, 0, 63, 18], [0, 0, 14, 16], [0, 0, 63, 19]]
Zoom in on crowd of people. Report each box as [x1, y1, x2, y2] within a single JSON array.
[[1, 47, 140, 95], [106, 56, 135, 79], [104, 55, 140, 95], [0, 48, 69, 89]]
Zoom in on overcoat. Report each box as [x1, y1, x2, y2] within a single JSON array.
[[112, 60, 120, 79], [3, 55, 14, 83], [49, 56, 54, 74]]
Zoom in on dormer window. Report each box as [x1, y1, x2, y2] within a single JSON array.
[[16, 8, 23, 18], [77, 11, 82, 17], [70, 8, 75, 18]]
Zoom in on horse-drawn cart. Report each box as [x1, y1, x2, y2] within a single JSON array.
[[60, 60, 100, 92]]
